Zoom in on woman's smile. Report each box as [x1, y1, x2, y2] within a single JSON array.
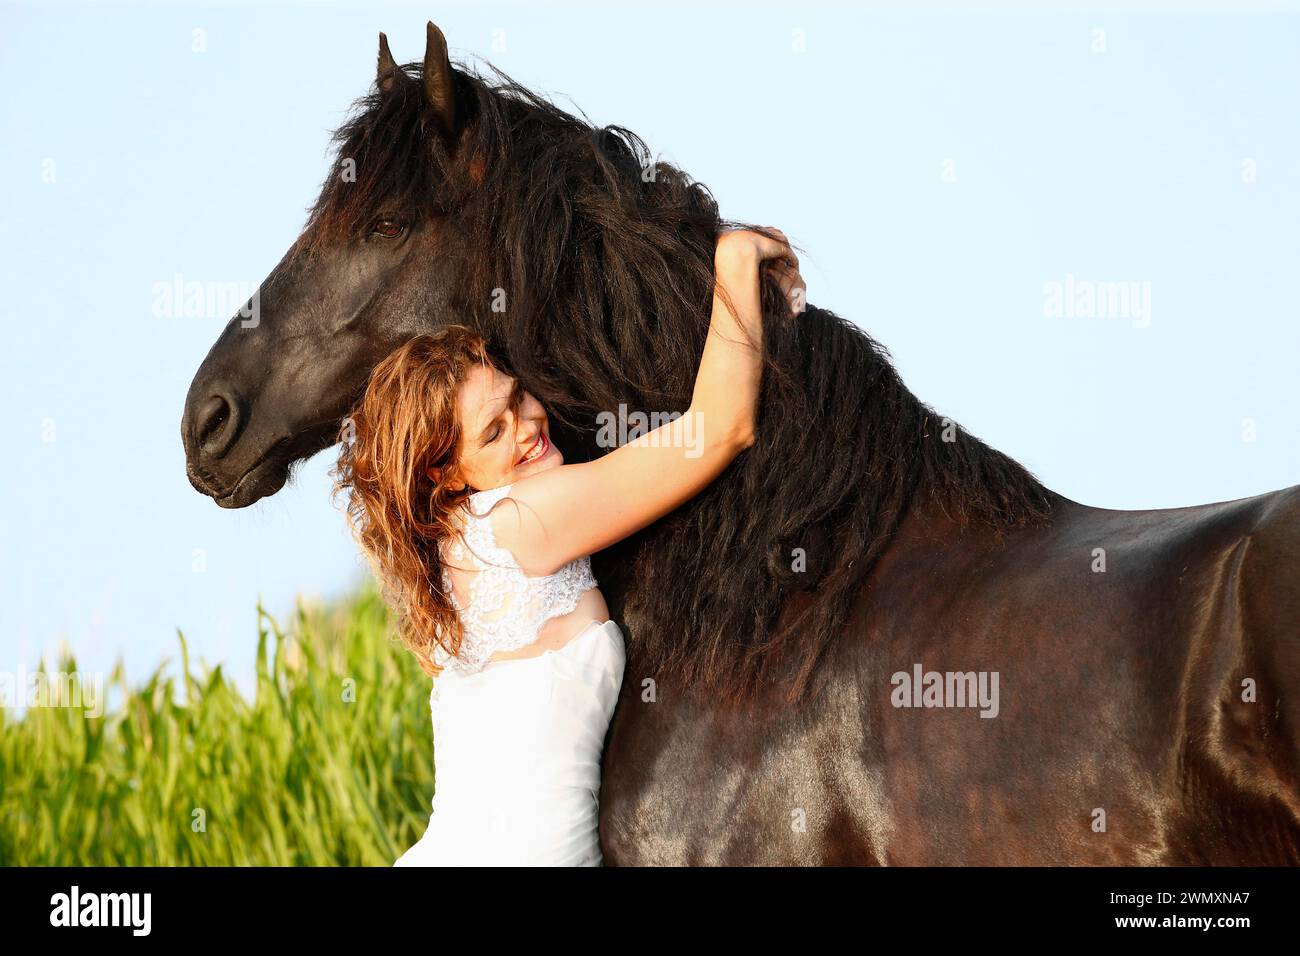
[[518, 430, 550, 466]]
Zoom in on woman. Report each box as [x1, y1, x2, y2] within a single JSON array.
[[333, 227, 805, 865]]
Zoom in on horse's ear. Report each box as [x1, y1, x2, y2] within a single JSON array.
[[422, 21, 457, 134], [377, 32, 403, 94]]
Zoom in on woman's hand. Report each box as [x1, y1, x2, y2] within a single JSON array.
[[716, 227, 806, 317]]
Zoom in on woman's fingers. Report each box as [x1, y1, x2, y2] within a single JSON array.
[[765, 257, 808, 316], [716, 228, 804, 315], [728, 226, 792, 263], [759, 237, 797, 266], [762, 229, 798, 268]]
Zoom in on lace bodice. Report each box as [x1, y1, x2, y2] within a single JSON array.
[[433, 483, 598, 675]]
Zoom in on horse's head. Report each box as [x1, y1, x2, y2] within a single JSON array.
[[181, 23, 469, 508]]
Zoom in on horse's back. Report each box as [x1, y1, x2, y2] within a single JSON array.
[[600, 484, 1300, 865]]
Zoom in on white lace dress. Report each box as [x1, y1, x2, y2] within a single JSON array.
[[393, 483, 626, 867]]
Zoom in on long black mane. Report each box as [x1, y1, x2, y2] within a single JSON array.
[[314, 59, 1055, 705]]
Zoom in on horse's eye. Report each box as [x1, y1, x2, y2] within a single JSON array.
[[371, 220, 405, 239]]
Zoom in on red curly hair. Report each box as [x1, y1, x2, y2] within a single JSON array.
[[331, 326, 520, 677]]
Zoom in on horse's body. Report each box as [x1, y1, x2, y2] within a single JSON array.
[[600, 487, 1300, 864], [181, 23, 1300, 864]]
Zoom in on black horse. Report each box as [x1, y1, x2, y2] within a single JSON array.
[[182, 23, 1300, 864]]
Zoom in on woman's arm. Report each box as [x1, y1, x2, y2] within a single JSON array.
[[690, 229, 777, 448], [492, 229, 802, 576]]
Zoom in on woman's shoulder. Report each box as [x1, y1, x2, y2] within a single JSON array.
[[461, 479, 583, 579], [465, 483, 514, 514], [447, 483, 520, 570]]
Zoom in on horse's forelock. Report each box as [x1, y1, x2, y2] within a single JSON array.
[[304, 64, 452, 250]]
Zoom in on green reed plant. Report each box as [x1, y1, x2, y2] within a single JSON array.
[[0, 581, 435, 866]]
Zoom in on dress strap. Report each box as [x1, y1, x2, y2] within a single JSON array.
[[450, 483, 517, 571]]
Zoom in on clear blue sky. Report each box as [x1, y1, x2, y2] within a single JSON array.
[[2, 0, 1297, 701]]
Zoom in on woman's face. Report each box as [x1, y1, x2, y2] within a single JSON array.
[[436, 363, 562, 493]]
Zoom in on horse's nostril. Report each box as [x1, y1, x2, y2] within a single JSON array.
[[194, 389, 241, 458]]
